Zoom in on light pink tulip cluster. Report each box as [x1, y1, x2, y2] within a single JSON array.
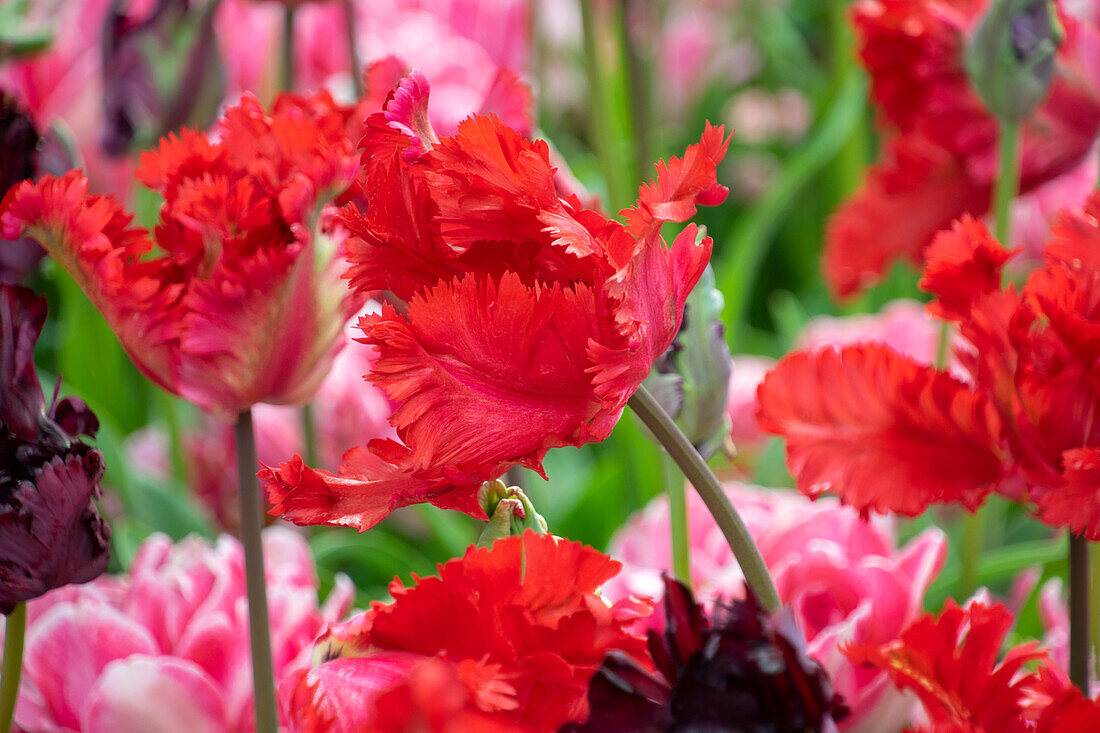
[[602, 483, 947, 732], [2, 528, 352, 733]]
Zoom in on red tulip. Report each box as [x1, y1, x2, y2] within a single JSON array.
[[824, 0, 1100, 298], [759, 193, 1100, 537], [845, 600, 1100, 731], [0, 91, 366, 417], [262, 72, 730, 530]]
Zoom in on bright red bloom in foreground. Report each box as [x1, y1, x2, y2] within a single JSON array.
[[759, 193, 1100, 535], [845, 600, 1100, 732], [0, 92, 366, 416], [283, 531, 652, 732], [262, 73, 730, 530], [824, 0, 1100, 298]]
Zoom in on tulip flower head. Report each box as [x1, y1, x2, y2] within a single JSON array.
[[845, 600, 1100, 731], [759, 193, 1100, 536], [824, 0, 1100, 297], [0, 90, 367, 417], [284, 531, 652, 732], [566, 575, 849, 732], [262, 72, 731, 531], [0, 284, 109, 613]]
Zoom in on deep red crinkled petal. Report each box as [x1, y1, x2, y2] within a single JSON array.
[[920, 215, 1019, 321], [424, 114, 570, 262], [0, 284, 48, 439], [844, 601, 1048, 732], [756, 343, 1006, 516], [824, 133, 990, 299], [1034, 447, 1100, 540], [365, 272, 602, 464], [623, 121, 729, 241]]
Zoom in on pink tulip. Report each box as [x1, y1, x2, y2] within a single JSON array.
[[796, 299, 944, 366], [726, 354, 775, 458], [603, 483, 947, 733], [2, 528, 353, 732], [122, 310, 395, 531]]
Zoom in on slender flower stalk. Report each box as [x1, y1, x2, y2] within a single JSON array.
[[958, 117, 1022, 599], [281, 3, 296, 92], [660, 450, 691, 586], [1092, 543, 1100, 667], [301, 403, 318, 469], [0, 603, 25, 733], [628, 385, 780, 612], [578, 0, 630, 210], [1070, 534, 1091, 691], [619, 0, 650, 185], [993, 119, 1021, 257], [342, 0, 362, 98], [235, 410, 278, 733]]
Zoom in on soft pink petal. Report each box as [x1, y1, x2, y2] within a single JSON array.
[[82, 656, 228, 733]]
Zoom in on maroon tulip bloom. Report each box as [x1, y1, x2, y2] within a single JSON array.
[[0, 93, 44, 284], [564, 575, 848, 732], [0, 285, 110, 613]]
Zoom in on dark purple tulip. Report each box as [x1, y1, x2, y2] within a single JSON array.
[[0, 285, 109, 614], [564, 575, 848, 732], [0, 93, 45, 285]]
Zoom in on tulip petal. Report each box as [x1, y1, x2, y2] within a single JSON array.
[[81, 656, 228, 733], [757, 343, 1005, 516], [22, 603, 158, 730], [823, 134, 990, 299]]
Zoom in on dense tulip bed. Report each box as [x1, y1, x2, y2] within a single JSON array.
[[2, 0, 1100, 731]]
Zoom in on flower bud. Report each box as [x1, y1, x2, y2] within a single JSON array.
[[642, 263, 733, 459], [476, 480, 547, 547], [967, 0, 1062, 122]]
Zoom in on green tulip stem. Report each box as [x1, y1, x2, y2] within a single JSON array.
[[661, 449, 693, 588], [280, 3, 296, 92], [994, 117, 1020, 255], [0, 603, 26, 733], [1070, 534, 1091, 693], [235, 409, 278, 733], [629, 386, 779, 611], [342, 0, 362, 98]]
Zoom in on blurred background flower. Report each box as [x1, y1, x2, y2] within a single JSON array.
[[603, 484, 946, 732]]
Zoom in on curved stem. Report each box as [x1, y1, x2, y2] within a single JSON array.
[[236, 410, 278, 733], [628, 386, 779, 611], [0, 603, 26, 733], [660, 450, 692, 587], [1070, 534, 1091, 693]]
